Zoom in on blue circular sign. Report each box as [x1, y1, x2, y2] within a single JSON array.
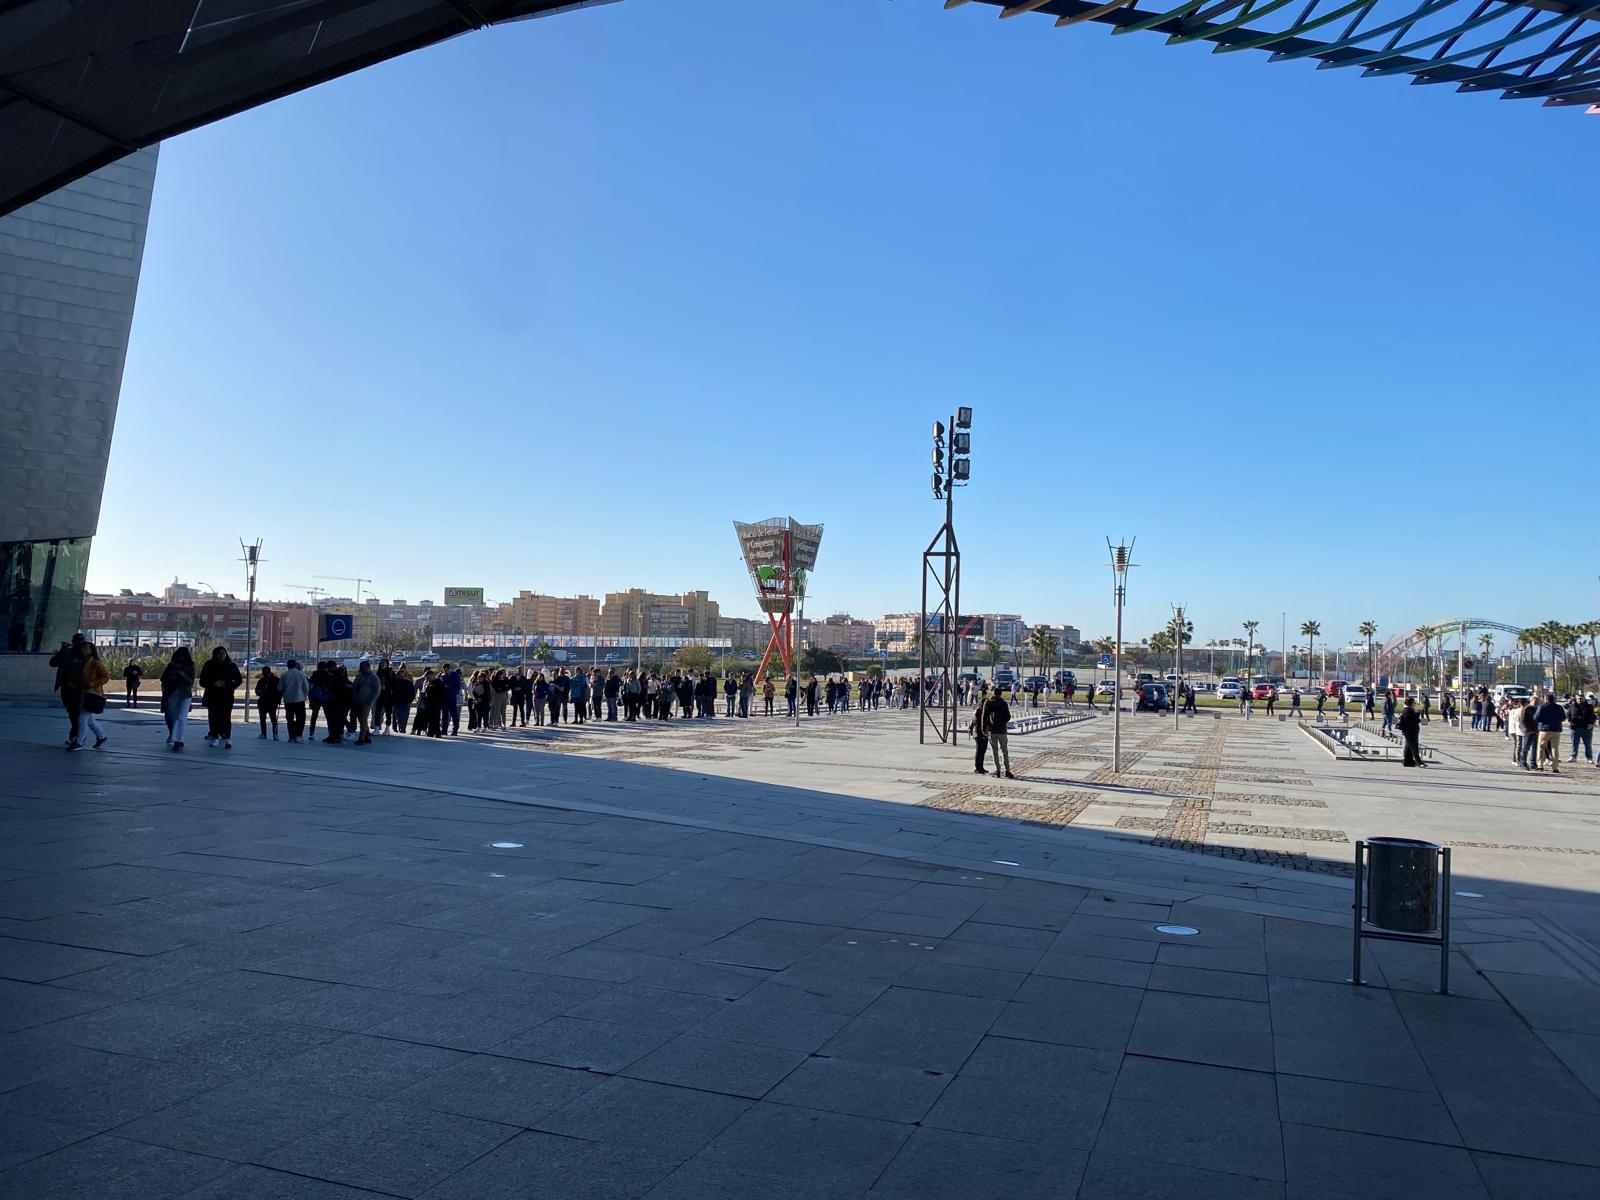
[[327, 616, 350, 638]]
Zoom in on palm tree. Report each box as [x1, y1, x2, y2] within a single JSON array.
[[1027, 627, 1057, 684], [1476, 632, 1495, 683], [1242, 621, 1260, 682], [1298, 620, 1320, 684], [984, 635, 1002, 673], [1149, 630, 1175, 660], [1357, 620, 1377, 686], [1581, 620, 1600, 689], [1412, 625, 1434, 687]]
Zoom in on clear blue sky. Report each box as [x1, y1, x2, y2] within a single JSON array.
[[96, 0, 1598, 651]]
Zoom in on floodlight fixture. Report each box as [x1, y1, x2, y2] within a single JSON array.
[[952, 432, 970, 454], [932, 420, 945, 442], [932, 473, 943, 499], [952, 458, 970, 481], [955, 407, 972, 429]]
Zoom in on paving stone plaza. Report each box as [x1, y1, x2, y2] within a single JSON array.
[[2, 702, 1599, 1198]]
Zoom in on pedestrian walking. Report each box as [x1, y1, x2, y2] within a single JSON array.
[[48, 632, 88, 748], [968, 683, 990, 773], [160, 647, 195, 751], [76, 643, 110, 749], [198, 646, 242, 749]]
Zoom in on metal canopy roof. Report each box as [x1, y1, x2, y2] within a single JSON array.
[[0, 0, 608, 216], [2, 0, 1594, 218]]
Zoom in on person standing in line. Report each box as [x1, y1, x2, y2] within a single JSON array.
[[985, 685, 1014, 778], [255, 664, 282, 739], [1533, 692, 1564, 773], [390, 665, 416, 734], [1397, 697, 1424, 766], [199, 646, 242, 749], [76, 643, 110, 749], [1567, 692, 1594, 764], [568, 669, 587, 725], [374, 658, 394, 735], [48, 633, 88, 748], [122, 659, 142, 708], [738, 672, 754, 718], [785, 674, 797, 717], [1470, 692, 1484, 731], [323, 665, 352, 744], [160, 647, 195, 751], [1509, 698, 1532, 769], [605, 668, 621, 721], [968, 683, 990, 774], [762, 675, 776, 715], [593, 672, 605, 722], [423, 670, 447, 736], [280, 659, 309, 742], [351, 660, 381, 744], [723, 673, 737, 717], [805, 674, 819, 717], [441, 664, 464, 735], [307, 661, 329, 740]]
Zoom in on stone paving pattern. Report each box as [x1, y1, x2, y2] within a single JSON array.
[[2, 704, 1599, 1198]]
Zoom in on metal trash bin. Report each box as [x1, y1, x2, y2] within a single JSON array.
[[1351, 838, 1451, 993], [1365, 837, 1440, 933]]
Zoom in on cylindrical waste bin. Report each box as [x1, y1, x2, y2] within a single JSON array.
[[1365, 837, 1440, 933]]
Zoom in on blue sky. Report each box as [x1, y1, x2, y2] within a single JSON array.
[[97, 0, 1598, 649]]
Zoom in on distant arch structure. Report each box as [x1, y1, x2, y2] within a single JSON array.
[[1378, 618, 1523, 671], [3, 0, 1598, 216]]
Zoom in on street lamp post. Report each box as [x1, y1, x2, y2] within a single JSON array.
[[1108, 538, 1135, 773]]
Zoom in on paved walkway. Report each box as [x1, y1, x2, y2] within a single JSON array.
[[2, 705, 1598, 1198]]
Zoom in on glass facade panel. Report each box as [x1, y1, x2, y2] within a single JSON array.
[[1, 538, 90, 653]]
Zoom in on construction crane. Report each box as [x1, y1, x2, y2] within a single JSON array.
[[283, 584, 329, 604], [313, 575, 372, 606]]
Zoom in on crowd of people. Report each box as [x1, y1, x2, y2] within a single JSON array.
[[46, 634, 1600, 774], [48, 636, 979, 750]]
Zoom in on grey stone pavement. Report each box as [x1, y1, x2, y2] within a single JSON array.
[[2, 704, 1599, 1199]]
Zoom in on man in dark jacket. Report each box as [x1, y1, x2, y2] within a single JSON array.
[[967, 683, 990, 774], [1567, 694, 1594, 764], [48, 633, 89, 747], [1396, 698, 1424, 767], [123, 660, 143, 708], [983, 689, 1014, 778], [604, 668, 621, 721], [1533, 693, 1565, 772]]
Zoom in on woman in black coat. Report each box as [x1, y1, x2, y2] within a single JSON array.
[[198, 647, 243, 748]]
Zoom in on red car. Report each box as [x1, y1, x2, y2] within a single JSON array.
[[1252, 682, 1275, 701], [1324, 680, 1347, 696]]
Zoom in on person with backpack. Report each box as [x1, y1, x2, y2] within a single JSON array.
[[984, 687, 1014, 778]]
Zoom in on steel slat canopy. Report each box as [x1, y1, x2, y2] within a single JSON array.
[[2, 0, 1594, 218]]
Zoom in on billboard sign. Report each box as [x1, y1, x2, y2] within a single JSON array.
[[734, 517, 824, 614], [923, 614, 986, 636], [443, 587, 484, 607], [318, 613, 354, 643]]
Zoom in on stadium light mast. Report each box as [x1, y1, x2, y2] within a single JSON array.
[[1107, 538, 1135, 773]]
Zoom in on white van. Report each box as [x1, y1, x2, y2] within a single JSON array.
[[1491, 684, 1532, 703]]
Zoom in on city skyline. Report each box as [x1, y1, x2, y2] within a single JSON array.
[[85, 0, 1595, 640]]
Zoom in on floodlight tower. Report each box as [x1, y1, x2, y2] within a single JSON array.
[[1107, 539, 1136, 772], [920, 407, 971, 746]]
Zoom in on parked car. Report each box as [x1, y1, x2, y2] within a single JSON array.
[[1252, 682, 1275, 700], [1324, 680, 1348, 696], [1023, 676, 1049, 692], [476, 653, 498, 663], [416, 651, 440, 662], [1096, 681, 1119, 698], [1135, 683, 1170, 713], [1344, 686, 1369, 706], [1491, 684, 1532, 703], [1217, 682, 1245, 701]]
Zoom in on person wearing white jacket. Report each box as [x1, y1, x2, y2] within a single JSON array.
[[279, 660, 311, 743]]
